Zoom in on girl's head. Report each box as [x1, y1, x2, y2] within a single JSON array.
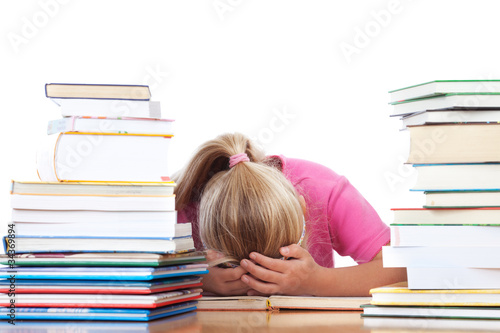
[[175, 133, 304, 263]]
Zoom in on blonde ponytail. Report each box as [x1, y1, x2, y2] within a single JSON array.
[[175, 133, 304, 263]]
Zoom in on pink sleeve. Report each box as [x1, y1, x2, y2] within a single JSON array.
[[280, 156, 389, 266], [327, 176, 390, 263]]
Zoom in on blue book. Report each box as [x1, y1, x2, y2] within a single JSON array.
[[0, 276, 203, 294], [0, 311, 197, 330], [0, 264, 208, 280], [0, 301, 197, 321]]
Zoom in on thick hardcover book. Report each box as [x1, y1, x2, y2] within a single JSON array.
[[407, 124, 500, 164], [0, 265, 208, 280], [3, 235, 196, 254], [0, 251, 205, 267], [36, 132, 172, 182], [197, 295, 370, 311], [0, 301, 197, 321], [45, 83, 151, 101], [0, 276, 203, 294], [0, 288, 203, 308]]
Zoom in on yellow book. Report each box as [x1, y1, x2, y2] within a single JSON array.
[[370, 282, 500, 306]]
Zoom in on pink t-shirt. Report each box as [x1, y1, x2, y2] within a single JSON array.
[[177, 155, 390, 268]]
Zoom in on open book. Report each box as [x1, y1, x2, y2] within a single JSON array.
[[197, 295, 370, 311]]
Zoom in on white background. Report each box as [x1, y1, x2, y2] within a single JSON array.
[[1, 0, 499, 264]]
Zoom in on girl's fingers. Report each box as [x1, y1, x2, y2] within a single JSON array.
[[240, 274, 279, 295], [240, 257, 282, 283]]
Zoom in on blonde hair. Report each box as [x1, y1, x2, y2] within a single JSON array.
[[175, 133, 304, 265]]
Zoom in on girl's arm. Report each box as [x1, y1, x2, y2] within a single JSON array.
[[239, 244, 406, 297]]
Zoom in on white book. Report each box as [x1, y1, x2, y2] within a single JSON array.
[[392, 207, 500, 225], [53, 98, 161, 118], [412, 163, 500, 191], [47, 116, 174, 135], [11, 180, 176, 196], [4, 236, 196, 254], [425, 191, 500, 208], [37, 133, 172, 182], [11, 195, 175, 211], [401, 109, 500, 127], [390, 93, 500, 117], [11, 209, 177, 223], [390, 225, 500, 247], [364, 316, 500, 331], [382, 245, 500, 268], [363, 303, 500, 320], [407, 267, 500, 289], [13, 221, 190, 238]]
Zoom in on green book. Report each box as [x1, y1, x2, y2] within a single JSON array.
[[0, 251, 205, 267], [389, 79, 500, 103]]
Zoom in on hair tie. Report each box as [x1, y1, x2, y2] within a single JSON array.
[[229, 153, 250, 168]]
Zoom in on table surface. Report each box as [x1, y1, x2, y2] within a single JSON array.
[[5, 310, 500, 332]]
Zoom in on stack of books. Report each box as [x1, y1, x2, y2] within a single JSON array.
[[0, 83, 208, 322], [363, 80, 500, 323]]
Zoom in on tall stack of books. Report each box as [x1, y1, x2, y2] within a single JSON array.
[[0, 83, 208, 322], [363, 80, 500, 324]]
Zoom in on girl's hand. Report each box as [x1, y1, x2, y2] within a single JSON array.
[[239, 245, 323, 296], [202, 250, 251, 296]]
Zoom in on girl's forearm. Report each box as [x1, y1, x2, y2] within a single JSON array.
[[309, 254, 407, 297]]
